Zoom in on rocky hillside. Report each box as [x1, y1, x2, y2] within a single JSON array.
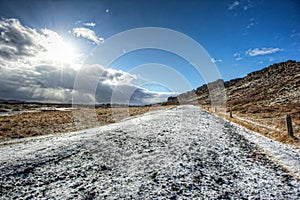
[[164, 60, 300, 143], [226, 60, 300, 112], [166, 60, 300, 111]]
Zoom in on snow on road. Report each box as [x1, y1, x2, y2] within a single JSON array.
[[0, 105, 299, 199]]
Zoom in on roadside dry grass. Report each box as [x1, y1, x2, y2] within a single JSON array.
[[199, 104, 300, 146], [0, 106, 172, 141]]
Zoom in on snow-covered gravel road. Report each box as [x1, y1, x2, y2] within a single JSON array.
[[0, 105, 299, 199]]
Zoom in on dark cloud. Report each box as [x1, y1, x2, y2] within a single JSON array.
[[0, 45, 17, 60], [34, 65, 76, 89], [0, 18, 45, 60], [0, 18, 173, 105]]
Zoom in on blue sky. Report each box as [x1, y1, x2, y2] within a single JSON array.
[[0, 0, 299, 104]]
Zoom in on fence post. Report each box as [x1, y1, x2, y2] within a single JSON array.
[[286, 114, 294, 137], [230, 110, 233, 118]]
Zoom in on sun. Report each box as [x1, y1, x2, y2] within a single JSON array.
[[47, 41, 75, 63], [41, 29, 76, 63]]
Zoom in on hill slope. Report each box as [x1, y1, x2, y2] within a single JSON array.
[[165, 60, 300, 144]]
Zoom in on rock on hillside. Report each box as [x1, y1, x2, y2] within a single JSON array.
[[165, 60, 300, 112]]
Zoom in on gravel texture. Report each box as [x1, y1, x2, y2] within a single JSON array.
[[0, 105, 299, 199]]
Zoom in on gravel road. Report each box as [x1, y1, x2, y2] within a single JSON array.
[[0, 105, 299, 199]]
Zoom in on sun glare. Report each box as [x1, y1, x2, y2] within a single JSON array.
[[46, 40, 75, 63], [48, 42, 75, 63], [41, 29, 76, 63]]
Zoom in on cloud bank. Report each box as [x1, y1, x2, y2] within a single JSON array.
[[0, 18, 45, 59], [0, 18, 172, 105]]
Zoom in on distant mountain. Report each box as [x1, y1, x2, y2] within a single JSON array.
[[165, 60, 300, 113]]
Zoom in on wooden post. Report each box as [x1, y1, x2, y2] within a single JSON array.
[[215, 107, 217, 112], [230, 110, 233, 118], [286, 114, 294, 137]]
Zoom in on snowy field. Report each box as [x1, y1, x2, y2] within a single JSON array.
[[0, 105, 299, 199]]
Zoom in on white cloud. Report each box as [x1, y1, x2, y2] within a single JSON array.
[[228, 1, 240, 10], [211, 58, 222, 63], [84, 22, 96, 27], [228, 0, 254, 11], [72, 27, 103, 44], [0, 18, 46, 59], [246, 47, 283, 56], [233, 52, 243, 61], [246, 22, 254, 29], [0, 18, 172, 105], [245, 18, 257, 30], [0, 18, 76, 63]]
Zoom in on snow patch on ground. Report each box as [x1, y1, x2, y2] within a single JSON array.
[[231, 121, 300, 178], [0, 105, 299, 199]]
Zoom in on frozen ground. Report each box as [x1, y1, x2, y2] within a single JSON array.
[[0, 105, 299, 199]]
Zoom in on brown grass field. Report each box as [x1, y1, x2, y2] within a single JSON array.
[[0, 105, 171, 141], [200, 104, 300, 146], [1, 103, 299, 147]]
